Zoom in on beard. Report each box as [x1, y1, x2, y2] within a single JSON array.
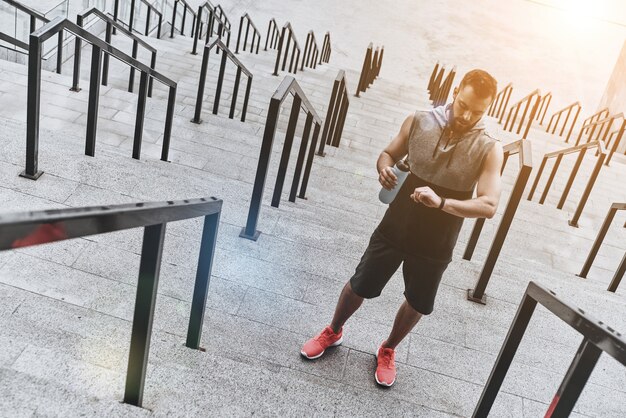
[[450, 117, 475, 135]]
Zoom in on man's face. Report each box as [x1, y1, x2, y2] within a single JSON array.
[[450, 85, 493, 134]]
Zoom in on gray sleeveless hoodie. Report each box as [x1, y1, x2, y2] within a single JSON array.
[[376, 105, 497, 262]]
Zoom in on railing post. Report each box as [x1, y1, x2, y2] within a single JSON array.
[[113, 0, 119, 34], [299, 122, 321, 200], [147, 53, 156, 98], [129, 0, 136, 33], [132, 71, 148, 160], [229, 67, 242, 119], [289, 113, 314, 202], [265, 20, 271, 51], [191, 5, 202, 55], [70, 16, 82, 92], [557, 147, 587, 210], [273, 26, 286, 76], [527, 156, 547, 200], [565, 106, 581, 143], [123, 222, 166, 407], [356, 45, 372, 97], [56, 32, 63, 74], [85, 45, 102, 158], [472, 293, 537, 417], [244, 19, 251, 52], [21, 34, 43, 180], [191, 45, 210, 124], [606, 121, 625, 165], [128, 40, 138, 93], [522, 94, 540, 139], [213, 46, 228, 115], [546, 339, 602, 417], [186, 212, 221, 349], [145, 7, 151, 36], [102, 22, 113, 86], [161, 85, 176, 162], [607, 253, 626, 293], [157, 14, 162, 38], [271, 95, 302, 208], [578, 206, 616, 278], [539, 154, 563, 204], [568, 151, 605, 227], [332, 91, 349, 148], [170, 0, 178, 38], [282, 31, 292, 72], [240, 98, 281, 241], [236, 15, 244, 53]]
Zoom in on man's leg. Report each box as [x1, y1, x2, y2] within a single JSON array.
[[330, 281, 364, 333], [383, 299, 423, 349]]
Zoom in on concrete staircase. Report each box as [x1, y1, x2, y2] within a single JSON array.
[[0, 10, 625, 417]]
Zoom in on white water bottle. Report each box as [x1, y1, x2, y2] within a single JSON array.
[[379, 158, 410, 204]]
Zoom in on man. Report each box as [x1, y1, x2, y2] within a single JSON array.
[[300, 69, 504, 387]]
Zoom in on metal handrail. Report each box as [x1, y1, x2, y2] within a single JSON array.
[[431, 66, 455, 107], [317, 70, 350, 157], [487, 82, 513, 122], [546, 101, 581, 143], [535, 91, 552, 124], [113, 0, 163, 37], [21, 17, 177, 181], [191, 38, 253, 124], [605, 123, 626, 164], [574, 113, 624, 157], [0, 0, 63, 74], [577, 203, 626, 292], [170, 0, 197, 38], [503, 89, 541, 138], [355, 43, 384, 97], [191, 1, 230, 55], [581, 107, 610, 135], [235, 13, 261, 54], [0, 197, 223, 407], [319, 32, 331, 64], [272, 22, 301, 75], [264, 18, 280, 51], [72, 7, 158, 98], [473, 281, 626, 417], [241, 76, 323, 241], [300, 30, 319, 71], [464, 139, 533, 304], [527, 140, 607, 227]]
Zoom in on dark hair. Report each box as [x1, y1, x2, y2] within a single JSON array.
[[459, 69, 497, 101]]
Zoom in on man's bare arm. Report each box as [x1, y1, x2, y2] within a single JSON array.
[[377, 114, 413, 190], [412, 142, 504, 219]]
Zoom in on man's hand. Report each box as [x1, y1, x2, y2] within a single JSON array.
[[379, 166, 398, 190], [411, 186, 443, 208]]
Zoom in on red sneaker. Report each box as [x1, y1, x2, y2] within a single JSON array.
[[301, 326, 343, 359], [375, 342, 396, 387]]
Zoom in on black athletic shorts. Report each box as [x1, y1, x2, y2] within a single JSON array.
[[349, 229, 449, 315]]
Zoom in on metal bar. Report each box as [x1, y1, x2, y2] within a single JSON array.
[[522, 95, 540, 139], [123, 222, 166, 407], [85, 44, 102, 157], [236, 15, 243, 53], [147, 53, 156, 97], [539, 154, 563, 204], [191, 44, 210, 124], [463, 218, 486, 261], [240, 98, 281, 240], [293, 48, 300, 75], [289, 113, 314, 202], [356, 46, 372, 97], [498, 87, 512, 124], [213, 47, 228, 115], [568, 151, 605, 227], [299, 122, 321, 199], [102, 22, 112, 86], [128, 40, 138, 93], [70, 17, 82, 92], [161, 85, 176, 162], [244, 20, 250, 52], [145, 7, 151, 36], [273, 26, 286, 75], [468, 147, 532, 304], [271, 95, 302, 208], [579, 206, 617, 278], [472, 293, 537, 417], [607, 253, 626, 293], [281, 30, 291, 71], [265, 20, 271, 51], [191, 5, 202, 54], [229, 67, 242, 119], [546, 339, 602, 417], [113, 0, 119, 34], [132, 71, 148, 160], [321, 78, 341, 148], [170, 0, 177, 37], [606, 122, 625, 165], [157, 14, 162, 38], [22, 34, 43, 180], [186, 213, 221, 349], [557, 148, 587, 210], [129, 0, 136, 33], [241, 76, 252, 122], [56, 32, 63, 74], [332, 90, 349, 147], [288, 42, 296, 73]]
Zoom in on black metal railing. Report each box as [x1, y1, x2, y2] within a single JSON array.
[[191, 39, 252, 124], [72, 7, 158, 98], [0, 0, 63, 74], [535, 91, 551, 124], [473, 281, 626, 418], [502, 89, 541, 139], [317, 70, 350, 157], [431, 66, 455, 107], [264, 18, 280, 51], [240, 76, 322, 241], [487, 82, 513, 123], [574, 113, 620, 147], [0, 197, 222, 407], [170, 0, 196, 38], [355, 43, 383, 97], [546, 101, 581, 143], [581, 107, 610, 136], [300, 30, 319, 71], [605, 122, 626, 164], [527, 140, 607, 228], [21, 17, 177, 180], [577, 203, 626, 292], [191, 1, 230, 55], [427, 62, 440, 94], [319, 32, 331, 64], [464, 139, 533, 304], [113, 0, 163, 38], [235, 13, 260, 54], [272, 22, 301, 76]]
